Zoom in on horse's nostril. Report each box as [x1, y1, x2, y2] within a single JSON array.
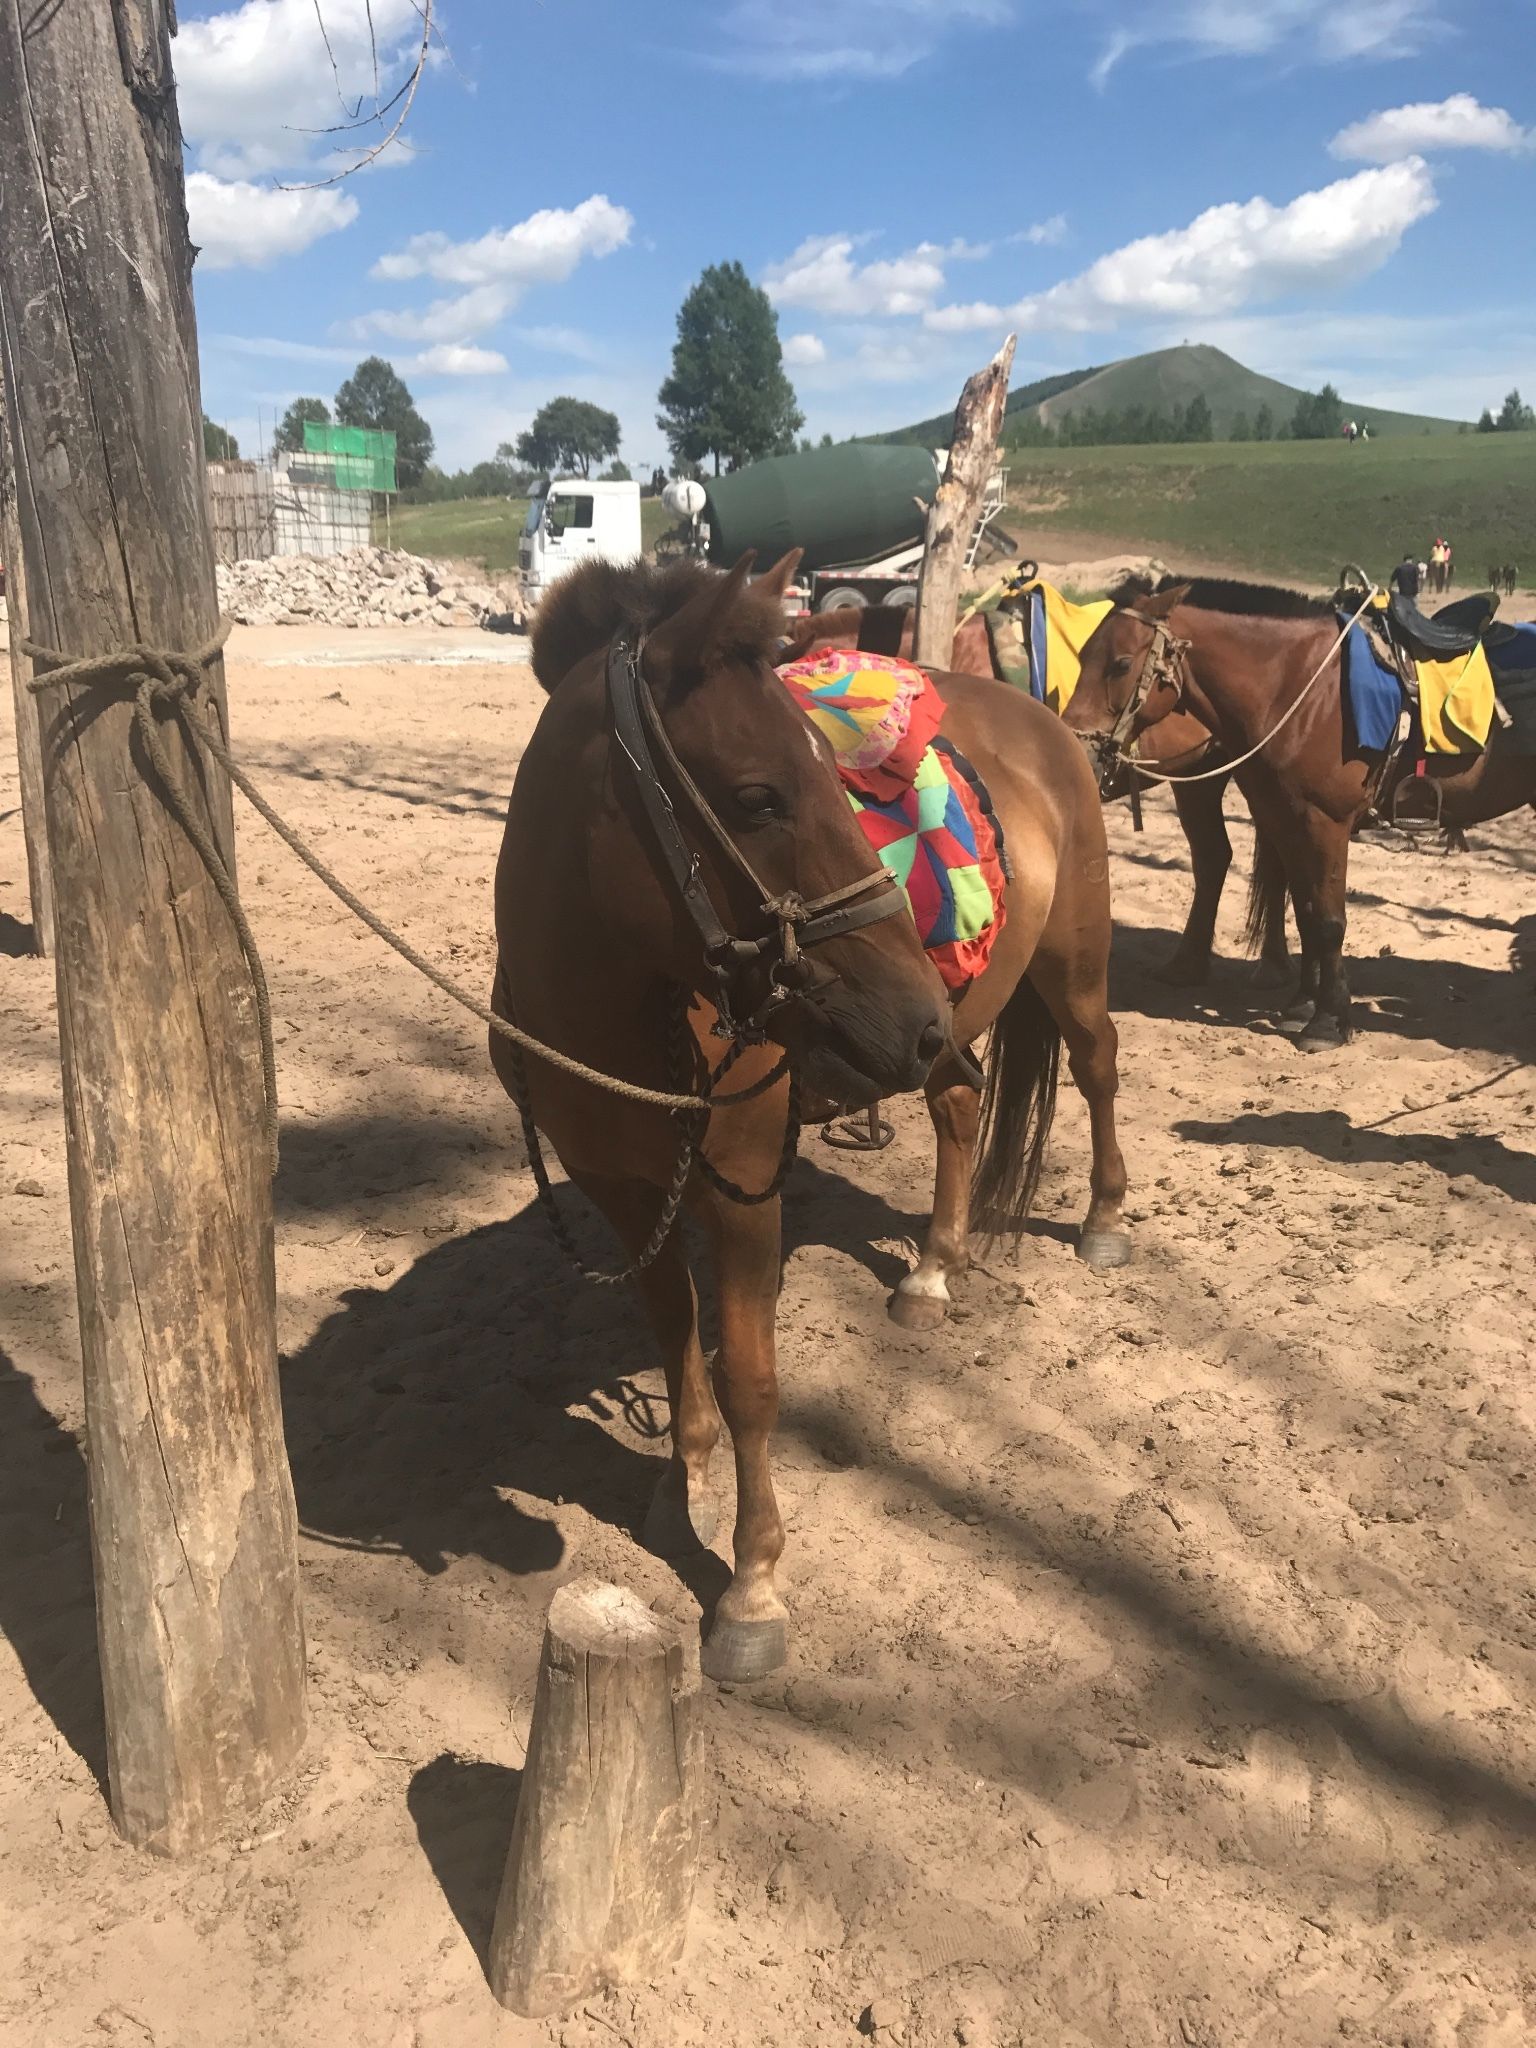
[[916, 1022, 947, 1064]]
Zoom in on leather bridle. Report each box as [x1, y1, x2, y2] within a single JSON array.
[[606, 634, 905, 1042], [1079, 606, 1193, 799]]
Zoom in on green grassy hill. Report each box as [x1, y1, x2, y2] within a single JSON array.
[[995, 433, 1532, 588], [878, 343, 1463, 446], [876, 366, 1106, 447], [1033, 343, 1459, 440]]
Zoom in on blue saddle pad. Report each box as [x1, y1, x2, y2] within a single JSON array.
[[1339, 612, 1402, 753], [1488, 624, 1536, 754]]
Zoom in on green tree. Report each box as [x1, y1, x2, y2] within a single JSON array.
[[274, 396, 331, 453], [656, 260, 803, 473], [514, 395, 622, 478], [334, 356, 434, 487], [203, 416, 239, 461], [1290, 382, 1344, 442], [602, 458, 633, 481], [1476, 408, 1498, 434], [1180, 393, 1214, 443], [1253, 403, 1275, 442], [1496, 388, 1535, 432], [1229, 411, 1252, 443]]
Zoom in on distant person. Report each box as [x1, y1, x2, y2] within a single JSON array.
[[1360, 423, 1370, 442], [1391, 553, 1421, 599]]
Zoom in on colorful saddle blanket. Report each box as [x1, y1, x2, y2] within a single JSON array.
[[1343, 602, 1498, 756], [981, 579, 1114, 713], [775, 649, 1007, 990]]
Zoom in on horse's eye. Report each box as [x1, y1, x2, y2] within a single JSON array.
[[1109, 657, 1132, 678], [734, 783, 782, 818]]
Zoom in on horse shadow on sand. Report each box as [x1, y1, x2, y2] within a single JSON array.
[[1109, 909, 1536, 1067]]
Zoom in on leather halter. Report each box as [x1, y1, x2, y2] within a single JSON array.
[[1080, 605, 1192, 798], [605, 634, 905, 1041]]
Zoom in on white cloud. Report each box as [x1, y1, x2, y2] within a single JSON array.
[[782, 332, 828, 366], [1092, 0, 1442, 84], [707, 0, 1010, 79], [176, 0, 425, 178], [352, 284, 513, 345], [925, 159, 1438, 333], [764, 234, 961, 318], [1012, 215, 1068, 247], [372, 196, 633, 287], [514, 325, 605, 362], [1330, 94, 1534, 163], [408, 344, 509, 377], [187, 173, 358, 270]]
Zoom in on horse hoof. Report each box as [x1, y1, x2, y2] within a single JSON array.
[[1151, 954, 1209, 988], [1297, 1018, 1348, 1054], [1276, 1004, 1315, 1037], [641, 1484, 718, 1558], [1078, 1229, 1133, 1270], [888, 1285, 949, 1330], [702, 1613, 787, 1684]]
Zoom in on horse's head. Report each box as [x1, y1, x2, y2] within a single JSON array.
[[1062, 581, 1192, 796], [532, 551, 948, 1106]]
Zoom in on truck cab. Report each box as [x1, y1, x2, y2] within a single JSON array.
[[519, 478, 641, 603]]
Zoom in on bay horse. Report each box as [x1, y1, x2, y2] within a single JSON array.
[[1063, 576, 1377, 1051], [490, 552, 1131, 1680], [785, 601, 1290, 987]]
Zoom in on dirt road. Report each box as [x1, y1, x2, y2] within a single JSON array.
[[2, 626, 1534, 2047]]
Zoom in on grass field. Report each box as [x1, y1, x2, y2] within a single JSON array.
[[378, 494, 674, 573], [997, 432, 1533, 587], [379, 436, 1532, 592]]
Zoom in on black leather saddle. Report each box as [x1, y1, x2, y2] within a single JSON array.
[[1387, 590, 1499, 659]]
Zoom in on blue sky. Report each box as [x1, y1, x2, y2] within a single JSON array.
[[181, 0, 1536, 472]]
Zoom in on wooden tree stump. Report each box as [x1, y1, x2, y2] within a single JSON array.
[[489, 1580, 703, 2018], [913, 335, 1017, 671]]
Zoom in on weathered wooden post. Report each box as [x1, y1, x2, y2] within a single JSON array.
[[0, 0, 305, 1853], [0, 378, 53, 954], [489, 1581, 703, 2017], [913, 334, 1017, 671]]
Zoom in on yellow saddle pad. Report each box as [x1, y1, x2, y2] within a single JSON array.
[[1417, 644, 1496, 754]]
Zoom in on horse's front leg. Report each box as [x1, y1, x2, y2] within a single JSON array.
[[890, 1068, 980, 1330], [1157, 775, 1232, 986], [699, 1192, 789, 1682], [569, 1170, 722, 1555]]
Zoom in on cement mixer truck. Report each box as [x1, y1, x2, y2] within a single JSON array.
[[662, 442, 1008, 613]]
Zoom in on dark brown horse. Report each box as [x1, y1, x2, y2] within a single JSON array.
[[1064, 577, 1378, 1050], [786, 601, 1290, 987], [490, 553, 1131, 1680]]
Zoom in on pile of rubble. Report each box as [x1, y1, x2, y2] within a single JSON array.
[[215, 546, 519, 630]]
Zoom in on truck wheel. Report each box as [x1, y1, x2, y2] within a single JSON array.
[[816, 586, 866, 613], [884, 584, 918, 610]]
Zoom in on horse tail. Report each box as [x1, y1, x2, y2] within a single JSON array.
[[971, 973, 1061, 1243], [1242, 830, 1287, 958]]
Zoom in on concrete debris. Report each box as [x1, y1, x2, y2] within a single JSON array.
[[215, 547, 520, 631]]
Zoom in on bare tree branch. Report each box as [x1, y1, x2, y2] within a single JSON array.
[[280, 0, 435, 189]]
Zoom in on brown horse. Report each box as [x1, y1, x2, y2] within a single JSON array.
[[1064, 577, 1379, 1050], [490, 553, 1130, 1680], [785, 601, 1290, 987]]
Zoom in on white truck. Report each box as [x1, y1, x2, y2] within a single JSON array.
[[519, 477, 642, 604]]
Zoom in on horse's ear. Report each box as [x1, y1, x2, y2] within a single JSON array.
[[756, 548, 803, 599], [1140, 582, 1192, 619], [644, 553, 758, 693]]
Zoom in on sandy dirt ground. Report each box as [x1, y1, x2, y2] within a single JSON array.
[[2, 620, 1535, 2048]]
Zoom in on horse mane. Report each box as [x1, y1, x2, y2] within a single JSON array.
[[530, 558, 787, 694], [1107, 571, 1335, 621]]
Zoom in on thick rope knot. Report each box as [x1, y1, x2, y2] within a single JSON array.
[[24, 624, 281, 1174]]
